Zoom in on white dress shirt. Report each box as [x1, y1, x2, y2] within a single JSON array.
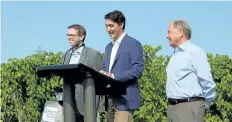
[[109, 32, 126, 73]]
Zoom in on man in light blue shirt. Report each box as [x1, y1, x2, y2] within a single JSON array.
[[166, 20, 216, 122]]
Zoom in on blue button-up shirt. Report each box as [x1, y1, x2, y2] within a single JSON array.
[[166, 41, 216, 104]]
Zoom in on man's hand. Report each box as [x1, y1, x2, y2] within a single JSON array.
[[205, 101, 213, 114], [99, 70, 113, 78]]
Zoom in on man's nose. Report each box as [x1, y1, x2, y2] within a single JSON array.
[[166, 35, 169, 39]]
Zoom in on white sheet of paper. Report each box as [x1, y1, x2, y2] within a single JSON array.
[[42, 106, 58, 122]]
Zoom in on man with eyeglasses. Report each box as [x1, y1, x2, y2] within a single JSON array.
[[62, 24, 103, 122]]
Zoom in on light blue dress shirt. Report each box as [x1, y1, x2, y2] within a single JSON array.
[[69, 46, 84, 64], [166, 41, 216, 104]]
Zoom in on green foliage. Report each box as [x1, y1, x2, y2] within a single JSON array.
[[204, 54, 232, 122], [1, 51, 63, 122], [133, 45, 169, 122], [1, 46, 232, 122]]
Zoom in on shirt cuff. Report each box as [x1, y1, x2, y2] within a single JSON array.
[[205, 101, 213, 109]]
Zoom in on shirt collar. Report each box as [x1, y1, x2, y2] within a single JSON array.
[[112, 32, 126, 45], [71, 46, 84, 56], [175, 40, 190, 52]]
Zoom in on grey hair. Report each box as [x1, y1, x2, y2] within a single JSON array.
[[173, 20, 192, 40]]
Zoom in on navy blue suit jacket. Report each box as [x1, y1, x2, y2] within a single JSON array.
[[103, 34, 144, 111]]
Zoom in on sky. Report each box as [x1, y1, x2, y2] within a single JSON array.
[[1, 1, 232, 63]]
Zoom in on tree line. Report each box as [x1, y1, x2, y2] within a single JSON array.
[[1, 45, 232, 122]]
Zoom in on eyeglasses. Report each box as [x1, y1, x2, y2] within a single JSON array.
[[66, 34, 78, 37]]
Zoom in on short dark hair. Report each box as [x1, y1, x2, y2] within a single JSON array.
[[68, 24, 86, 42], [104, 10, 126, 30]]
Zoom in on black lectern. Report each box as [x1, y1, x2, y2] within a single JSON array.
[[37, 63, 126, 122]]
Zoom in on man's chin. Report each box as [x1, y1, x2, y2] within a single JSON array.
[[169, 43, 174, 47], [170, 44, 176, 48], [69, 43, 76, 47], [109, 35, 114, 39], [111, 36, 118, 41]]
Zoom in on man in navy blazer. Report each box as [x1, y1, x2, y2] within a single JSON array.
[[100, 10, 144, 122]]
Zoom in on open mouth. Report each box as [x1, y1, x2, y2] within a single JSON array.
[[108, 32, 114, 36], [69, 40, 74, 44]]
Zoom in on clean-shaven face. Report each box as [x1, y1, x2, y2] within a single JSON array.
[[105, 19, 124, 41], [67, 28, 84, 47], [166, 22, 182, 48]]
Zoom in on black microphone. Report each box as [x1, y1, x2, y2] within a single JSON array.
[[62, 47, 74, 65], [62, 43, 85, 64]]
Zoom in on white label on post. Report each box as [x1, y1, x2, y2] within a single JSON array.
[[42, 106, 58, 122]]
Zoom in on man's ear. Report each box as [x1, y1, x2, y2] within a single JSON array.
[[80, 35, 85, 41], [120, 23, 124, 29], [179, 29, 184, 38]]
